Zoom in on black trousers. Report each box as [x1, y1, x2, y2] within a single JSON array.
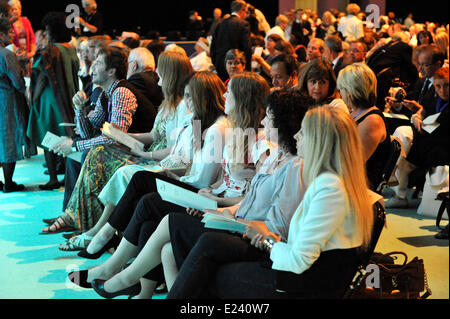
[[107, 170, 198, 281], [108, 170, 198, 232]]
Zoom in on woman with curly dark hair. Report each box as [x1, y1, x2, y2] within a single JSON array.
[[27, 12, 79, 190]]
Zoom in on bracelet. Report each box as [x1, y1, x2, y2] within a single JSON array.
[[149, 151, 153, 159], [262, 237, 275, 253]]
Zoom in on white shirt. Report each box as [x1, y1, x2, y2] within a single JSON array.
[[165, 100, 191, 148], [179, 116, 230, 189], [337, 15, 364, 40], [270, 172, 364, 274]]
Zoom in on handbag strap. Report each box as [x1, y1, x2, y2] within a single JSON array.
[[384, 251, 408, 265]]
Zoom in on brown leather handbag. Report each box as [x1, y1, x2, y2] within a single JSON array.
[[348, 251, 432, 299]]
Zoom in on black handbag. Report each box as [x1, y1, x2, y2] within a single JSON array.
[[347, 251, 432, 299]]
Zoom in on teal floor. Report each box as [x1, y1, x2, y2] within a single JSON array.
[[0, 152, 165, 299], [0, 151, 448, 299]]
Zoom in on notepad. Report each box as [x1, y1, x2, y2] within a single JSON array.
[[102, 122, 144, 151], [156, 179, 218, 212], [41, 132, 82, 163], [201, 211, 249, 234], [422, 113, 441, 134]]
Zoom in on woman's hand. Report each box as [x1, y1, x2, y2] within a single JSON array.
[[245, 221, 270, 240], [412, 115, 423, 131], [164, 169, 180, 180], [130, 144, 148, 158], [198, 187, 212, 195], [186, 207, 204, 217]]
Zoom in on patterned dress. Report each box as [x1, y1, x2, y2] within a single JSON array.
[[0, 47, 33, 163], [63, 107, 173, 231]]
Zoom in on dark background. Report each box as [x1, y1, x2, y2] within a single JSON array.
[[19, 0, 448, 38]]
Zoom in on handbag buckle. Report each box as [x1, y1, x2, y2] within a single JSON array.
[[391, 275, 398, 288]]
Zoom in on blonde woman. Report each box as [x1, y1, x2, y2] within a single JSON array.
[[434, 32, 449, 63], [166, 106, 377, 299], [337, 62, 390, 190], [46, 51, 193, 247]]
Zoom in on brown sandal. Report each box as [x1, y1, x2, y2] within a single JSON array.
[[40, 217, 75, 235]]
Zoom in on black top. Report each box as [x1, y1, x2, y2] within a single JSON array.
[[80, 11, 104, 36], [356, 109, 391, 191]]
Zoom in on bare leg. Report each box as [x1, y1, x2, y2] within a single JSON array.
[[86, 221, 117, 255], [83, 203, 116, 238], [134, 278, 158, 299], [103, 215, 171, 293], [87, 237, 139, 283], [161, 243, 178, 290]]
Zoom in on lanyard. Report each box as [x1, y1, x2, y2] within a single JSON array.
[[436, 98, 448, 114]]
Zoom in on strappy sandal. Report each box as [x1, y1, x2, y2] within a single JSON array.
[[59, 234, 93, 251], [40, 217, 75, 235]]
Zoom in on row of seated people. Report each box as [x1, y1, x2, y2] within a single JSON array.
[[35, 29, 446, 298], [44, 57, 392, 298]]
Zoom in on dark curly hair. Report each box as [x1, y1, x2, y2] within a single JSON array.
[[265, 90, 314, 155], [42, 12, 72, 43]]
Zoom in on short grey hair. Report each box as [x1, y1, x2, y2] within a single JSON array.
[[129, 47, 155, 71]]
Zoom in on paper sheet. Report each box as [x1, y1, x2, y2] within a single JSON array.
[[156, 178, 218, 211]]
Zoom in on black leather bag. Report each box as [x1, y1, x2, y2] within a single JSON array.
[[348, 251, 432, 299]]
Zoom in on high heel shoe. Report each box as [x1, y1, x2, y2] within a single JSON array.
[[68, 270, 92, 288], [77, 234, 120, 259], [92, 279, 141, 299]]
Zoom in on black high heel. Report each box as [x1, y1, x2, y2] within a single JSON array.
[[92, 279, 141, 299], [68, 270, 92, 288], [77, 234, 120, 259]]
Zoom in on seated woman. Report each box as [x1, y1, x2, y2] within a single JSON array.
[[386, 66, 449, 208], [86, 89, 314, 299], [337, 63, 391, 191], [223, 49, 246, 86], [297, 57, 348, 112], [166, 106, 377, 299], [69, 73, 272, 293], [252, 33, 283, 83], [42, 51, 193, 238]]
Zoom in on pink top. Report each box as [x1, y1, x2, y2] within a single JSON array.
[[12, 17, 36, 53]]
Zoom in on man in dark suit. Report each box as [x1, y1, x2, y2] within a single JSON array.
[[323, 35, 347, 78], [405, 45, 445, 118], [211, 0, 252, 81]]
